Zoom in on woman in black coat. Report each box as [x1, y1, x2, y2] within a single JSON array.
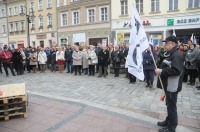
[[48, 49, 57, 72]]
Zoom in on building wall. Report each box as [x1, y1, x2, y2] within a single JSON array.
[[6, 0, 27, 48], [111, 0, 200, 45], [27, 0, 57, 48], [0, 0, 8, 45], [57, 0, 111, 46]]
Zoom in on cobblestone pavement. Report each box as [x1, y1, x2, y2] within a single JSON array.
[[0, 70, 200, 131]]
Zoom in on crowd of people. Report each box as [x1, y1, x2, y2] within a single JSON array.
[[0, 40, 200, 90]]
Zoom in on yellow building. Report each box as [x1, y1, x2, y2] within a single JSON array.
[[6, 0, 27, 48], [57, 0, 111, 46], [27, 0, 57, 48], [111, 0, 200, 45]]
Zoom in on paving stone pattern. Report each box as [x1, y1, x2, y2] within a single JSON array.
[[0, 71, 200, 131]]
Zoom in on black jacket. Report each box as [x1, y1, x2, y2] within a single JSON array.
[[48, 52, 56, 64], [65, 49, 73, 61], [157, 46, 184, 93], [98, 49, 109, 65], [111, 50, 123, 63], [12, 52, 23, 64]]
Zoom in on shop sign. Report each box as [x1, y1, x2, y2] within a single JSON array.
[[117, 32, 124, 42], [37, 34, 46, 39], [167, 15, 200, 26]]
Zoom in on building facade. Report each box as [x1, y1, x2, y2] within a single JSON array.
[[57, 0, 111, 46], [27, 0, 57, 48], [0, 0, 8, 48], [6, 0, 28, 48], [111, 0, 200, 45]]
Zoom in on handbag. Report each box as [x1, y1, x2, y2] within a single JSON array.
[[31, 57, 38, 62]]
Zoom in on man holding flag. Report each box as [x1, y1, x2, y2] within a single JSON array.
[[155, 36, 184, 132], [128, 1, 184, 132]]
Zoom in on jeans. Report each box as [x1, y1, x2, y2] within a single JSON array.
[[51, 64, 57, 71], [84, 68, 88, 75], [89, 65, 95, 76], [2, 62, 15, 76], [66, 61, 74, 73], [74, 65, 81, 75], [165, 91, 178, 131], [0, 60, 2, 73]]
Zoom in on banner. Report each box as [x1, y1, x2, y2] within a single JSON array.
[[127, 2, 149, 80], [117, 32, 124, 43]]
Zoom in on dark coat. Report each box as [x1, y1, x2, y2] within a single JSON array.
[[111, 50, 123, 63], [157, 46, 184, 93], [98, 49, 109, 65], [12, 52, 23, 64], [48, 52, 56, 65], [25, 50, 31, 64], [142, 50, 157, 70], [65, 48, 73, 61]]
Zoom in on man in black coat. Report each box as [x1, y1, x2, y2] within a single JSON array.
[[98, 45, 109, 78], [155, 36, 184, 132], [65, 46, 74, 73], [12, 49, 24, 75], [112, 46, 123, 77]]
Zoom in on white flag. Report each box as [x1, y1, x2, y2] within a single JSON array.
[[127, 2, 149, 80], [114, 38, 118, 46], [194, 36, 197, 44], [190, 34, 194, 43], [172, 29, 176, 37], [149, 35, 153, 45]]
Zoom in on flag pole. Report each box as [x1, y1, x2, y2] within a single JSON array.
[[149, 48, 166, 101]]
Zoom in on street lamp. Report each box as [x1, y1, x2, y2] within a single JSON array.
[[20, 5, 35, 47]]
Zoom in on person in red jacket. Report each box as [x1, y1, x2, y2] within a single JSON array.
[[0, 47, 16, 77]]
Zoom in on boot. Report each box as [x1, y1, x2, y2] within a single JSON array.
[[33, 67, 36, 73], [149, 81, 153, 88], [145, 80, 150, 87]]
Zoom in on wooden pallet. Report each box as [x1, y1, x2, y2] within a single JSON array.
[[0, 83, 28, 121], [0, 112, 28, 121]]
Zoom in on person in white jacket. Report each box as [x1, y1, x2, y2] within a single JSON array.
[[56, 47, 65, 73], [87, 45, 97, 76], [38, 48, 47, 73]]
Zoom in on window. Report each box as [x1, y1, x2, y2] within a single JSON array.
[[64, 0, 67, 5], [47, 0, 52, 8], [71, 0, 78, 2], [57, 0, 60, 7], [188, 0, 200, 8], [48, 15, 52, 26], [121, 0, 128, 15], [19, 5, 24, 14], [14, 6, 18, 15], [15, 23, 19, 31], [2, 25, 6, 33], [72, 11, 79, 25], [151, 0, 159, 12], [87, 8, 95, 23], [38, 0, 43, 10], [61, 13, 67, 26], [10, 23, 13, 32], [21, 22, 24, 30], [9, 7, 13, 16], [30, 1, 34, 12], [100, 7, 108, 21], [31, 19, 35, 29], [39, 17, 43, 27], [1, 9, 5, 17], [169, 0, 178, 10], [136, 0, 143, 13]]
